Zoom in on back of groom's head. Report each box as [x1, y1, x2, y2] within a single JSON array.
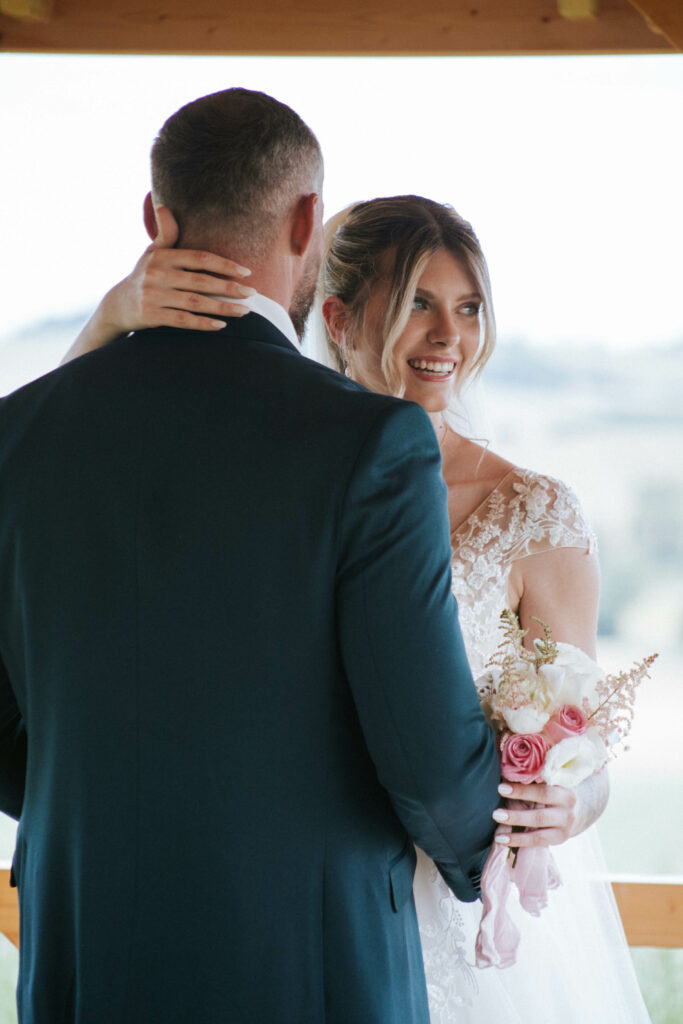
[[150, 88, 323, 261]]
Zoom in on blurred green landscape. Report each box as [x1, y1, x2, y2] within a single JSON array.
[[485, 337, 683, 1023], [0, 320, 681, 1021]]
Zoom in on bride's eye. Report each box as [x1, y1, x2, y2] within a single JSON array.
[[460, 302, 482, 317], [412, 296, 429, 311]]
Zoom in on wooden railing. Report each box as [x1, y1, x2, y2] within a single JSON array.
[[0, 870, 681, 951], [0, 870, 18, 948], [612, 877, 683, 948]]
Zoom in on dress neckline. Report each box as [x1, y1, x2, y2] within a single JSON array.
[[450, 467, 518, 540]]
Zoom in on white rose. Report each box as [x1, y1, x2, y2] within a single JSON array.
[[474, 667, 500, 693], [500, 703, 550, 734], [490, 665, 552, 734], [542, 728, 607, 787], [538, 642, 605, 712]]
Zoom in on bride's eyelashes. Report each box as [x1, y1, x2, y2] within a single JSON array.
[[460, 301, 482, 317], [410, 293, 483, 317]]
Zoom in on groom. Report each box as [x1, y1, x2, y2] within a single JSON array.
[[0, 88, 499, 1022]]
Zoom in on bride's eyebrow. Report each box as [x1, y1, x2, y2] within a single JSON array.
[[415, 287, 482, 301]]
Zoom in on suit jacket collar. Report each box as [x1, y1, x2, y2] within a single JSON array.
[[128, 312, 301, 357], [214, 311, 301, 355], [221, 291, 300, 350]]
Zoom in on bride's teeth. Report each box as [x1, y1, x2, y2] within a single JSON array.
[[409, 360, 455, 373]]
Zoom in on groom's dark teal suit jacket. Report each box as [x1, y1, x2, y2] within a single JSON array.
[[0, 313, 499, 1023]]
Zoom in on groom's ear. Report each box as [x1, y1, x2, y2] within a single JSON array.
[[142, 194, 179, 248], [289, 192, 320, 257], [143, 192, 159, 241]]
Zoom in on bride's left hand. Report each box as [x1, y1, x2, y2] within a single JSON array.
[[102, 205, 256, 335], [491, 767, 609, 848], [62, 205, 256, 365]]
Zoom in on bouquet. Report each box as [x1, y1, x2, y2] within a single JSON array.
[[474, 609, 657, 969]]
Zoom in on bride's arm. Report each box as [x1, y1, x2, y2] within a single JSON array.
[[515, 544, 600, 659], [493, 545, 608, 849], [61, 237, 255, 365]]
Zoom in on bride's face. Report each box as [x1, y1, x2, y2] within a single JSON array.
[[354, 248, 483, 411]]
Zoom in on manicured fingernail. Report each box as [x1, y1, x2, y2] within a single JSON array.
[[235, 266, 252, 276], [498, 784, 513, 796], [239, 286, 257, 296], [492, 809, 509, 823], [495, 834, 510, 845], [210, 320, 227, 329]]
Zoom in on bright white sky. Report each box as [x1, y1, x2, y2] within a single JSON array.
[[1, 53, 682, 349]]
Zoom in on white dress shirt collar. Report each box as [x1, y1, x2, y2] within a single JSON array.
[[216, 291, 300, 350]]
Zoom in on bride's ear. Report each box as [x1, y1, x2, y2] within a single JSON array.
[[322, 296, 351, 350], [143, 193, 179, 247]]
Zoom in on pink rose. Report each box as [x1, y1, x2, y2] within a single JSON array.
[[500, 733, 550, 784], [543, 705, 588, 745]]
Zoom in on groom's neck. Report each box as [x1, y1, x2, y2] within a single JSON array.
[[238, 255, 293, 312], [196, 233, 296, 316]]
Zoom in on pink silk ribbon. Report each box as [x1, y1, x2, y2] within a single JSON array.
[[475, 799, 562, 968], [515, 843, 562, 917], [474, 842, 520, 968]]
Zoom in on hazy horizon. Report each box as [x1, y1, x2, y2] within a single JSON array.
[[2, 53, 682, 351]]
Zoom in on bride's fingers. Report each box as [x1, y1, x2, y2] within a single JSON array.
[[493, 804, 573, 832], [492, 791, 578, 845], [494, 825, 568, 848], [497, 782, 576, 808], [141, 303, 249, 332], [146, 247, 252, 282], [108, 243, 256, 335], [145, 266, 256, 301], [141, 285, 250, 322]]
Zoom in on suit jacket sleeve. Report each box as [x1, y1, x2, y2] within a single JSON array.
[[336, 401, 500, 901], [0, 650, 26, 821]]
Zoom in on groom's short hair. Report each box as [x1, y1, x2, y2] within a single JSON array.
[[151, 88, 322, 260]]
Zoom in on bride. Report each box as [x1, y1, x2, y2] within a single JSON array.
[[65, 194, 651, 1022]]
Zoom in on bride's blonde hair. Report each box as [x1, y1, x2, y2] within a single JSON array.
[[317, 195, 496, 398]]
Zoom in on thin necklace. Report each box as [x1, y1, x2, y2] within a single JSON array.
[[438, 416, 449, 449]]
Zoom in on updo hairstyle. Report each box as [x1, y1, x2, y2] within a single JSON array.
[[320, 195, 496, 397]]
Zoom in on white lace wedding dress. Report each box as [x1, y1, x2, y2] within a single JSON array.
[[413, 467, 652, 1023]]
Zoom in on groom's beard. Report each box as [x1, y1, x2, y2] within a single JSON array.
[[289, 248, 321, 341], [289, 283, 316, 342]]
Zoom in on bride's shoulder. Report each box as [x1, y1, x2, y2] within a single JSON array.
[[463, 446, 577, 508], [498, 463, 598, 555], [506, 464, 581, 504]]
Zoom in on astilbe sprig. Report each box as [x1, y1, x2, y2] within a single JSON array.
[[583, 654, 658, 753], [482, 610, 557, 721], [529, 616, 559, 670]]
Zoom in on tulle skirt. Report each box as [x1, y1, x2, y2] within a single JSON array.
[[413, 829, 651, 1023]]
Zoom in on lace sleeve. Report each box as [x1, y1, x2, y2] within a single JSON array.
[[504, 471, 598, 564]]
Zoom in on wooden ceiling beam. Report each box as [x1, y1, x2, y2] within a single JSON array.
[[0, 0, 674, 55], [558, 0, 598, 19], [626, 0, 683, 50], [0, 0, 52, 21]]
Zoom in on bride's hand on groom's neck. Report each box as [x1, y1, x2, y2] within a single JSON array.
[[61, 202, 255, 365]]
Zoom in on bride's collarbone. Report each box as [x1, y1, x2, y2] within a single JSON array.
[[443, 443, 516, 530]]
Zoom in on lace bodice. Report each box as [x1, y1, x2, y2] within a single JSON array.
[[450, 468, 597, 678], [416, 468, 605, 1024], [415, 469, 652, 1024]]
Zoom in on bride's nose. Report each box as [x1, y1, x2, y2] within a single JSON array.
[[427, 309, 460, 346]]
